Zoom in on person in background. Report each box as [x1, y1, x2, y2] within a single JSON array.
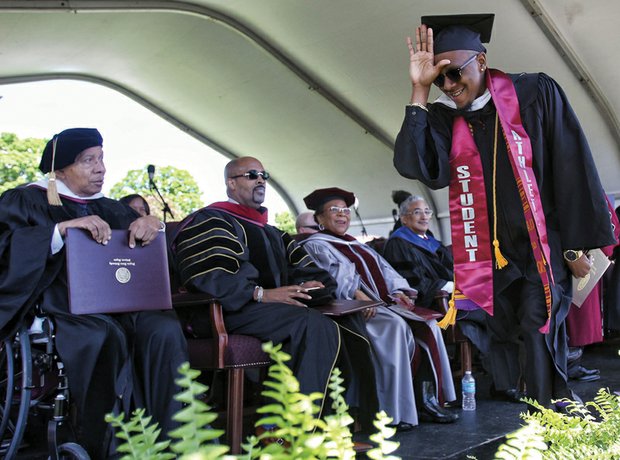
[[394, 14, 616, 408], [0, 128, 188, 458], [390, 190, 412, 234], [121, 193, 150, 217], [566, 204, 620, 381], [295, 211, 320, 234], [302, 187, 458, 428]]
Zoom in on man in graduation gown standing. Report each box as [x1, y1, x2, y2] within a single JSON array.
[[393, 14, 616, 408], [0, 128, 188, 458], [171, 156, 377, 428]]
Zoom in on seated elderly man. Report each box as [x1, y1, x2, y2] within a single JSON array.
[[301, 187, 458, 427], [170, 157, 378, 429], [383, 195, 518, 401], [0, 128, 188, 459]]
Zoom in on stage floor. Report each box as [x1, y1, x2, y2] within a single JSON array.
[[13, 339, 620, 459], [385, 339, 620, 460]]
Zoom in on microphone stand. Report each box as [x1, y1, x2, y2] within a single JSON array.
[[149, 178, 175, 223], [354, 207, 368, 237]]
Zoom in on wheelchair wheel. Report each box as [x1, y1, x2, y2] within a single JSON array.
[[49, 441, 91, 460], [0, 324, 33, 459]]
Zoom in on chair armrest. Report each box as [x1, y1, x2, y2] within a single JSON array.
[[172, 292, 228, 368], [431, 291, 450, 315]]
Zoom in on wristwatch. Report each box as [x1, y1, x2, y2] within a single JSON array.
[[563, 250, 583, 262]]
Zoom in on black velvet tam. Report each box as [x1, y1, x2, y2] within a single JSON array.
[[39, 128, 103, 173]]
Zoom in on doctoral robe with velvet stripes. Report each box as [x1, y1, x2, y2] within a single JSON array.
[[171, 204, 378, 425], [302, 232, 456, 425]]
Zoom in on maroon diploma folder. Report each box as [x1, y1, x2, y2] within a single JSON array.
[[65, 228, 172, 314], [313, 299, 384, 316]]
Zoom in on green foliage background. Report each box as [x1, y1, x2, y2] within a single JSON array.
[[0, 132, 46, 194], [274, 210, 296, 234], [109, 166, 204, 221]]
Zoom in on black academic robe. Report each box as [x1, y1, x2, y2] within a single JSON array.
[[393, 72, 616, 405], [0, 185, 188, 459], [171, 205, 378, 426], [383, 236, 453, 308]]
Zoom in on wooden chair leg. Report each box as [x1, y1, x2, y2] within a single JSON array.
[[460, 339, 473, 376], [227, 368, 244, 454]]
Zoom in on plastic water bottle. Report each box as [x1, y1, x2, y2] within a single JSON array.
[[462, 371, 476, 411]]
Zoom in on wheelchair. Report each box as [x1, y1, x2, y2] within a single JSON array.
[[0, 312, 90, 459]]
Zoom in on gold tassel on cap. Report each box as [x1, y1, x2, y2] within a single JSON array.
[[46, 137, 63, 206]]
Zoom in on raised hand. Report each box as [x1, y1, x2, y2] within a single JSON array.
[[407, 25, 451, 100]]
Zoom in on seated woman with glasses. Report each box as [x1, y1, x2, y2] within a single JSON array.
[[301, 187, 458, 428]]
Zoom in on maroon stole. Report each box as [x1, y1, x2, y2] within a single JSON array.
[[449, 69, 554, 333], [208, 201, 269, 227], [319, 231, 391, 303]]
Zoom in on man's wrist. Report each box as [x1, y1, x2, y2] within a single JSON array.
[[254, 286, 264, 302], [563, 250, 583, 263]]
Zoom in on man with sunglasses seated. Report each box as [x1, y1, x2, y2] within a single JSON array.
[[393, 14, 616, 410], [170, 156, 378, 431]]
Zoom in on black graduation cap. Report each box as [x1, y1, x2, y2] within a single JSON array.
[[303, 187, 356, 211], [421, 13, 494, 54], [39, 128, 103, 173]]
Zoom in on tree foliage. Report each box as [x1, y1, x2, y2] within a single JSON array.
[[109, 165, 204, 221], [274, 210, 296, 234], [0, 132, 46, 194]]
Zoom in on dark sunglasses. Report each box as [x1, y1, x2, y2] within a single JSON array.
[[229, 169, 270, 181], [433, 54, 479, 88], [303, 225, 320, 231]]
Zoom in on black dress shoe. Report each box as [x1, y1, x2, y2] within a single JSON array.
[[418, 400, 459, 423], [568, 366, 600, 381], [489, 384, 526, 403], [387, 422, 415, 432], [417, 380, 459, 423]]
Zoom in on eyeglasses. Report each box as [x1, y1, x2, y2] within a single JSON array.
[[303, 225, 320, 231], [433, 54, 479, 88], [402, 209, 433, 217], [327, 206, 351, 215], [229, 169, 270, 181]]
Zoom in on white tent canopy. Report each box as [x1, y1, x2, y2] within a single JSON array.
[[1, 0, 619, 239]]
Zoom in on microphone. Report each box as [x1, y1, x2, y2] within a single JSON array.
[[392, 209, 398, 223], [146, 164, 175, 222]]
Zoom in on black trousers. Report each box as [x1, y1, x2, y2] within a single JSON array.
[[53, 310, 188, 459], [485, 276, 571, 406]]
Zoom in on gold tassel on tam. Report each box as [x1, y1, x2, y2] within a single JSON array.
[[46, 137, 63, 206], [437, 297, 457, 329], [47, 171, 63, 206]]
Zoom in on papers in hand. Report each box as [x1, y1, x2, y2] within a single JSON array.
[[572, 248, 611, 307]]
